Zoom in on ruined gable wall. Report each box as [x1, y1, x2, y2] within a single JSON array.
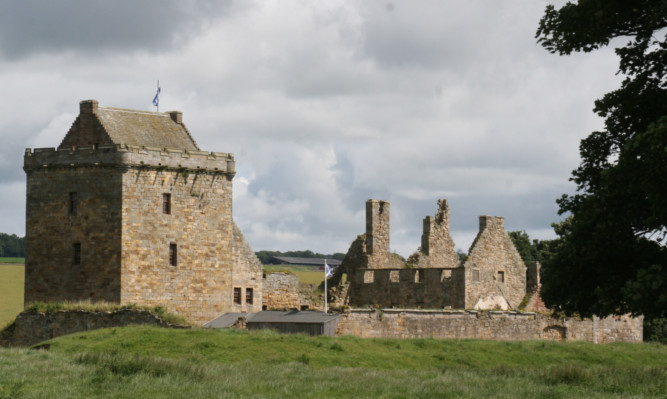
[[24, 148, 123, 304], [418, 199, 460, 268], [59, 100, 113, 148], [230, 221, 263, 313], [463, 216, 526, 310]]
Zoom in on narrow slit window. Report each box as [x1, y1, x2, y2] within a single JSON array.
[[163, 193, 171, 215], [245, 288, 253, 304], [233, 287, 241, 304], [73, 243, 81, 265], [69, 192, 78, 216], [473, 269, 480, 282], [497, 271, 505, 283], [169, 243, 177, 266]]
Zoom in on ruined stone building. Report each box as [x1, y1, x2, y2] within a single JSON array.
[[333, 199, 535, 310], [24, 100, 263, 324]]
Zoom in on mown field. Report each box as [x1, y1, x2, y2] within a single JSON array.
[[0, 264, 23, 327], [0, 326, 665, 398]]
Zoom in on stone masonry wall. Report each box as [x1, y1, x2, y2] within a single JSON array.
[[24, 164, 123, 304], [419, 199, 460, 268], [0, 309, 187, 347], [120, 166, 237, 325], [262, 272, 302, 310], [347, 268, 464, 308], [230, 222, 264, 314], [463, 216, 526, 310], [365, 200, 390, 269], [336, 309, 643, 343]]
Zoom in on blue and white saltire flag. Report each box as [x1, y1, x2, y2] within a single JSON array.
[[325, 261, 333, 278], [152, 85, 161, 107]]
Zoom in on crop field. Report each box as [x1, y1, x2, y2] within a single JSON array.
[[263, 265, 346, 285], [0, 265, 23, 327], [0, 326, 665, 398], [0, 257, 24, 264]]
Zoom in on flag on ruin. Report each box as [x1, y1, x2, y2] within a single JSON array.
[[325, 261, 333, 278]]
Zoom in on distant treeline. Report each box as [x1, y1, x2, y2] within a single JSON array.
[[256, 250, 346, 265], [0, 233, 25, 257]]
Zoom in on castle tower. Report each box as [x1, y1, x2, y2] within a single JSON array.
[[365, 199, 390, 268], [24, 100, 262, 324]]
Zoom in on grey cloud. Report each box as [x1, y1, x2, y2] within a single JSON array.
[[0, 0, 232, 59]]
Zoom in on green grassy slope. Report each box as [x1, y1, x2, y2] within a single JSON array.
[[1, 326, 664, 398]]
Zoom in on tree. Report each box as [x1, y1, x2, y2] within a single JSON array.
[[508, 231, 555, 266], [536, 1, 667, 318]]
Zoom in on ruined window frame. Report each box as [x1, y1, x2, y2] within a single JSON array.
[[245, 288, 253, 304], [233, 287, 241, 304], [72, 243, 81, 265], [69, 192, 78, 216], [472, 269, 480, 282], [162, 193, 171, 215], [415, 269, 425, 283], [497, 271, 505, 283], [169, 243, 177, 266]]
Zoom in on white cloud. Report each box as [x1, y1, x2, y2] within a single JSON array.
[[0, 1, 622, 258]]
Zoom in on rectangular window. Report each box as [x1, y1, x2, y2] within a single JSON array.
[[245, 288, 253, 304], [73, 243, 81, 265], [69, 192, 78, 216], [497, 271, 505, 283], [163, 193, 171, 215], [169, 243, 177, 266], [472, 269, 480, 282], [234, 287, 241, 304]]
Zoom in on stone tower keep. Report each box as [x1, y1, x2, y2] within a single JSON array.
[[24, 100, 263, 324]]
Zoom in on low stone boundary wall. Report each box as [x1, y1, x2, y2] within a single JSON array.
[[0, 309, 188, 347], [336, 309, 642, 343]]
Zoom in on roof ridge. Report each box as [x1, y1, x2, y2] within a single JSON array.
[[100, 107, 169, 116]]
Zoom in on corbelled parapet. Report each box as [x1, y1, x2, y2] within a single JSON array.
[[24, 144, 236, 179]]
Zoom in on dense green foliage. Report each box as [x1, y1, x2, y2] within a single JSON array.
[[536, 0, 667, 318], [255, 250, 345, 264], [0, 233, 24, 257], [508, 231, 555, 265], [0, 326, 664, 398]]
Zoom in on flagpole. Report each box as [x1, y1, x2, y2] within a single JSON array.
[[324, 259, 328, 314]]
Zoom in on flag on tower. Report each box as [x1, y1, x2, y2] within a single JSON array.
[[152, 84, 161, 108]]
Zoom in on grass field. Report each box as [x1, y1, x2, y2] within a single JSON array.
[[0, 257, 24, 263], [264, 264, 345, 285], [0, 326, 665, 398], [0, 265, 23, 327]]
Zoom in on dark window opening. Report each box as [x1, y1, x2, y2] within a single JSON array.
[[73, 243, 81, 265], [233, 287, 241, 304], [169, 243, 177, 266], [262, 305, 268, 310], [69, 192, 78, 216], [497, 271, 505, 283], [245, 288, 253, 304], [163, 193, 171, 215], [300, 305, 309, 311]]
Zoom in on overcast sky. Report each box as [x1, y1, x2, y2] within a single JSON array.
[[0, 0, 620, 257]]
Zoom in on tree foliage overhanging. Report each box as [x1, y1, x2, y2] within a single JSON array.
[[536, 0, 667, 318]]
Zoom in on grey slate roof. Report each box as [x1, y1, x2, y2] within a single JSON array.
[[95, 107, 199, 150], [204, 310, 342, 328], [59, 100, 199, 150], [272, 257, 342, 267]]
